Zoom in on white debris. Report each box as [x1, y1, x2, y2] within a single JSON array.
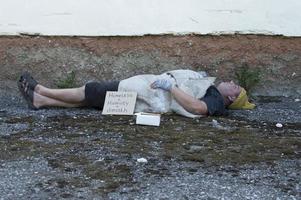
[[212, 119, 219, 126], [295, 99, 300, 102], [276, 123, 283, 128], [137, 158, 148, 163], [292, 72, 296, 77], [96, 158, 104, 162], [93, 157, 104, 164]]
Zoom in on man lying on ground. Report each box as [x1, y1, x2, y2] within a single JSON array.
[[17, 69, 255, 117]]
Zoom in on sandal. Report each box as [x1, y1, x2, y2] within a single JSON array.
[[19, 72, 38, 91], [17, 78, 38, 110]]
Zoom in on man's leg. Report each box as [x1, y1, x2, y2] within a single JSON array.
[[35, 85, 85, 104], [33, 92, 84, 108]]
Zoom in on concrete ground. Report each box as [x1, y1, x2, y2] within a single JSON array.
[[0, 95, 300, 199]]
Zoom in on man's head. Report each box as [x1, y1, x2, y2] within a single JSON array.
[[217, 81, 255, 109]]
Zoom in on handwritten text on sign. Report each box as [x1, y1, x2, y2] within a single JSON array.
[[102, 92, 137, 115]]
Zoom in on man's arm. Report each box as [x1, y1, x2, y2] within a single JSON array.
[[150, 79, 208, 115], [170, 87, 208, 115]]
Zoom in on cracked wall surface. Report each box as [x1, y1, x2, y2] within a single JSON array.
[[1, 0, 300, 36]]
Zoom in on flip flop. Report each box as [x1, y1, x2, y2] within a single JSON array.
[[19, 72, 38, 91], [17, 78, 38, 110]]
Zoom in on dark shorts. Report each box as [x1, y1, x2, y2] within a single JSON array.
[[85, 81, 119, 109]]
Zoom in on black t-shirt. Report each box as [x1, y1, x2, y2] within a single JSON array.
[[200, 86, 227, 116]]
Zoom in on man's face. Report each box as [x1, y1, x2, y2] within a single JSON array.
[[217, 81, 241, 100]]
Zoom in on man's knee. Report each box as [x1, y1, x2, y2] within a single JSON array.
[[78, 86, 86, 100]]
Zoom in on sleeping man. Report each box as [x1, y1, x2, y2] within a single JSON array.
[[18, 69, 255, 118]]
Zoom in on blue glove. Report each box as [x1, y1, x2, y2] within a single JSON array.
[[151, 79, 172, 91]]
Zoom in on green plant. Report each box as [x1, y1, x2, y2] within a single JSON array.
[[56, 70, 77, 89], [235, 63, 261, 93]]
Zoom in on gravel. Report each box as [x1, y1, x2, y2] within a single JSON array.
[[0, 94, 300, 199]]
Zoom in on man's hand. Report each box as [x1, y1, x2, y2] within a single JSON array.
[[150, 79, 172, 91]]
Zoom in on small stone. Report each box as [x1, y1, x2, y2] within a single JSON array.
[[188, 145, 203, 153], [174, 127, 183, 131], [34, 187, 40, 193], [137, 158, 148, 163], [276, 123, 283, 128]]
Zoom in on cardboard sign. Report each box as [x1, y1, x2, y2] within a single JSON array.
[[102, 91, 137, 115]]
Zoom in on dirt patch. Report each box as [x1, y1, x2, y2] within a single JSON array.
[[1, 34, 301, 97]]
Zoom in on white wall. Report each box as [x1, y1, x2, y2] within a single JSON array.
[[0, 0, 300, 36]]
